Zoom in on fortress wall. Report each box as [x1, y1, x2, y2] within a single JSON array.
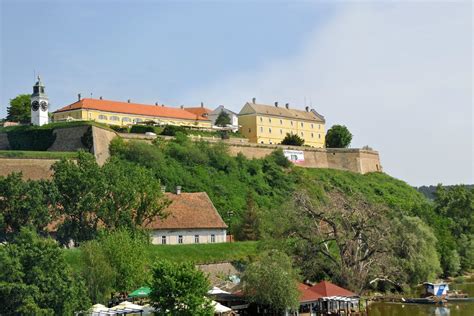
[[0, 158, 56, 180], [0, 133, 9, 150], [48, 125, 89, 152], [92, 126, 117, 165]]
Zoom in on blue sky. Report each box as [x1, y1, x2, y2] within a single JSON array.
[[0, 0, 472, 186]]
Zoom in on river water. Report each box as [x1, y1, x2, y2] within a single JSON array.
[[368, 280, 474, 316]]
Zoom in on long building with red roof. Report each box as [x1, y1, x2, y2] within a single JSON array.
[[52, 97, 212, 128]]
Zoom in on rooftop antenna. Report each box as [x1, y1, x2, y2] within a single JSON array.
[[90, 93, 93, 99], [304, 96, 307, 107]]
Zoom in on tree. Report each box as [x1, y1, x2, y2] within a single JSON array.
[[281, 133, 304, 146], [6, 94, 31, 123], [150, 260, 213, 316], [235, 192, 260, 241], [325, 125, 352, 148], [242, 250, 300, 314], [291, 191, 393, 293], [0, 172, 58, 242], [214, 111, 231, 127], [0, 229, 90, 315]]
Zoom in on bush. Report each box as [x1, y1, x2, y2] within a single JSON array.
[[109, 125, 129, 133], [160, 125, 188, 136], [130, 125, 156, 134], [281, 133, 304, 146]]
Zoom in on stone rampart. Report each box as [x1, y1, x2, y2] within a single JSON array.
[[0, 158, 56, 180]]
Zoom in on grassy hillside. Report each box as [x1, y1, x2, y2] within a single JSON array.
[[63, 241, 258, 271]]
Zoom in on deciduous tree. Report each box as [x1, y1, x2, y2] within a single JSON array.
[[150, 260, 213, 316], [325, 125, 352, 148], [6, 94, 31, 123], [281, 133, 304, 146], [214, 111, 231, 127]]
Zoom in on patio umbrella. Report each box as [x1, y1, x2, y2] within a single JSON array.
[[129, 286, 152, 298], [208, 287, 230, 295], [212, 300, 232, 313], [110, 301, 144, 310]]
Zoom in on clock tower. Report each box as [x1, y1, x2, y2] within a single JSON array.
[[31, 76, 49, 126]]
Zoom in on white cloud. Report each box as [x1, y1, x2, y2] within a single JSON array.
[[183, 2, 473, 186]]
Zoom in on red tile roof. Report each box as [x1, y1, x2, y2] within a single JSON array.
[[298, 283, 323, 302], [145, 192, 227, 230], [310, 281, 356, 297], [54, 98, 210, 121], [184, 107, 212, 118]]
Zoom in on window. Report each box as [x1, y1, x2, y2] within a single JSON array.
[[161, 236, 167, 245], [194, 235, 200, 244], [122, 117, 131, 122], [290, 121, 293, 126], [280, 119, 283, 125], [318, 134, 321, 139], [269, 118, 271, 123], [260, 117, 263, 122], [311, 124, 314, 129], [248, 128, 251, 133], [211, 234, 216, 243], [178, 235, 183, 244], [318, 124, 321, 130], [280, 129, 283, 134], [134, 118, 143, 123], [110, 116, 120, 121], [311, 133, 314, 138], [301, 132, 304, 137], [269, 128, 272, 134], [301, 122, 304, 127], [40, 87, 44, 93], [260, 127, 263, 132], [98, 115, 107, 120]]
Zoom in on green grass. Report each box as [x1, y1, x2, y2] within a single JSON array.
[[0, 120, 114, 133], [146, 241, 258, 264], [0, 150, 79, 159], [63, 241, 259, 272]]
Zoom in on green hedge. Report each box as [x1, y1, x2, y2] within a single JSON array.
[[7, 129, 56, 151], [129, 125, 156, 134]]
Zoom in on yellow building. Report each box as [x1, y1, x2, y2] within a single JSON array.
[[53, 98, 212, 128], [238, 100, 326, 147]]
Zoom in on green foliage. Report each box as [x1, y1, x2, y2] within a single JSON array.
[[160, 125, 188, 136], [130, 125, 156, 134], [7, 128, 56, 150], [242, 250, 300, 312], [6, 94, 31, 123], [0, 229, 90, 315], [52, 152, 168, 245], [281, 133, 304, 146], [80, 126, 93, 152], [325, 124, 352, 148], [109, 125, 129, 133], [0, 172, 58, 241], [234, 192, 261, 241], [110, 138, 296, 231], [150, 260, 213, 316], [215, 111, 231, 127]]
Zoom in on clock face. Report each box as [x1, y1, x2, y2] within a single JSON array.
[[40, 101, 48, 111], [31, 100, 39, 111]]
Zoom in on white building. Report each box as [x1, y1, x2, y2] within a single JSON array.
[[146, 189, 227, 245], [209, 105, 239, 132]]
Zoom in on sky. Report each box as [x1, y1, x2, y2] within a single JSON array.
[[0, 0, 472, 186]]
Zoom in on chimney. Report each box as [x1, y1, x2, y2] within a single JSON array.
[[252, 97, 256, 104], [78, 93, 81, 101], [155, 102, 158, 106], [176, 186, 181, 195], [201, 102, 204, 108], [274, 101, 278, 107], [161, 185, 166, 193], [285, 103, 289, 109], [305, 106, 309, 112], [162, 104, 165, 107], [127, 99, 131, 103], [180, 105, 184, 109], [99, 96, 103, 100]]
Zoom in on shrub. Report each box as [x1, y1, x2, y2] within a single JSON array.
[[109, 125, 129, 133], [130, 125, 155, 134], [281, 133, 304, 146], [160, 125, 188, 136]]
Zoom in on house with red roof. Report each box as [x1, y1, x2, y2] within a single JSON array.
[[145, 187, 227, 245], [52, 97, 212, 128]]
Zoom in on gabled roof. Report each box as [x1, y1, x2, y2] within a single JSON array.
[[310, 281, 356, 297], [210, 105, 237, 116], [298, 283, 323, 303], [54, 98, 210, 121], [145, 192, 227, 230], [184, 106, 212, 118], [238, 102, 325, 122]]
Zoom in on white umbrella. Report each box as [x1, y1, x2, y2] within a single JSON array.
[[110, 301, 144, 310], [208, 287, 230, 295], [89, 304, 109, 315], [212, 300, 232, 313]]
